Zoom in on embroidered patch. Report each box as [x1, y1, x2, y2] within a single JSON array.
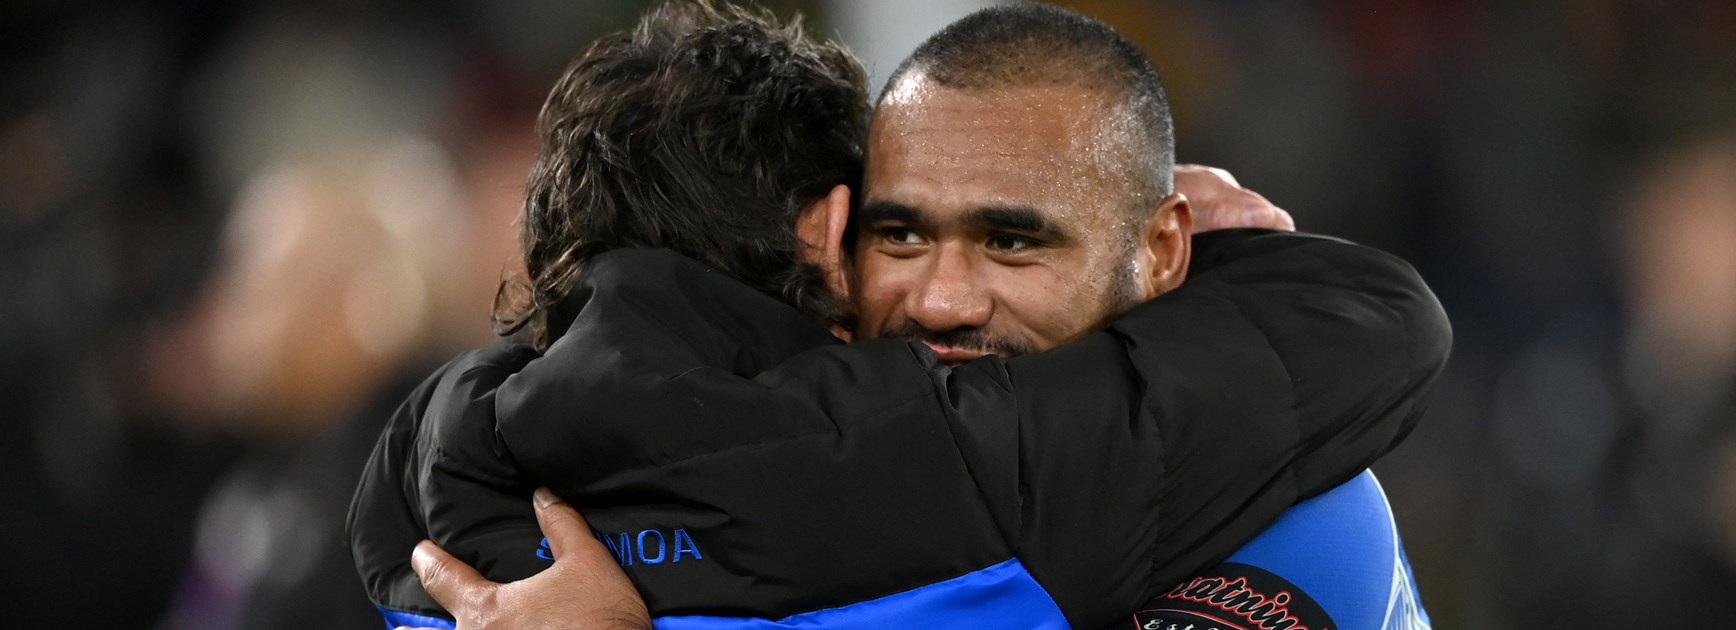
[[1130, 563, 1335, 630]]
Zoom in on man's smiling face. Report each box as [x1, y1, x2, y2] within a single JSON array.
[[853, 75, 1170, 364]]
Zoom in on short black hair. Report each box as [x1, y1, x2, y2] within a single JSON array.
[[496, 0, 870, 349], [880, 3, 1174, 208]]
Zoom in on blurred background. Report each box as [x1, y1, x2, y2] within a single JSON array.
[[1, 0, 1731, 627]]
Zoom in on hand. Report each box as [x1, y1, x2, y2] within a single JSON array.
[[404, 488, 652, 630], [1175, 164, 1295, 233]]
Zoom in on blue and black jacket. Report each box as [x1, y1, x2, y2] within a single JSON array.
[[1130, 470, 1431, 630], [348, 229, 1450, 629]]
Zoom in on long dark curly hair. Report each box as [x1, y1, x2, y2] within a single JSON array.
[[495, 0, 870, 350]]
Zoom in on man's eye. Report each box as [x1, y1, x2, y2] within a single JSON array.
[[880, 227, 924, 245], [988, 234, 1037, 251]]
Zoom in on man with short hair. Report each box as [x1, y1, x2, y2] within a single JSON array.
[[851, 8, 1431, 627], [856, 3, 1192, 359], [352, 3, 1444, 629]]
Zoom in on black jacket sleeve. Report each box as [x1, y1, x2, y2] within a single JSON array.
[[945, 230, 1449, 624], [484, 229, 1449, 627], [346, 343, 543, 619]]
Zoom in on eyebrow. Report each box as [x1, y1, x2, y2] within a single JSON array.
[[965, 206, 1071, 243], [858, 200, 932, 231], [858, 199, 1073, 243]]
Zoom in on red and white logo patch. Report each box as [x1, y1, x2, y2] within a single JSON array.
[[1131, 563, 1335, 630]]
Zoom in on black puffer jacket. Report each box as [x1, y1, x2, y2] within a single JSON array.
[[349, 229, 1451, 629]]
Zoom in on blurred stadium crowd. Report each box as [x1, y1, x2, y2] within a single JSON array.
[[2, 0, 1732, 628]]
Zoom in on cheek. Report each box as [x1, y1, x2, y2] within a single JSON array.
[[994, 259, 1117, 345], [985, 266, 1077, 343], [852, 257, 911, 329]]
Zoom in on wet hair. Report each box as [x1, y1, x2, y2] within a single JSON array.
[[495, 0, 870, 349], [880, 3, 1174, 214]]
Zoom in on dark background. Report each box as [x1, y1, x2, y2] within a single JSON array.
[[3, 0, 1733, 627]]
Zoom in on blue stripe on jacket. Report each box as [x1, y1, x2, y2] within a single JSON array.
[[373, 558, 1065, 630], [655, 557, 1066, 630]]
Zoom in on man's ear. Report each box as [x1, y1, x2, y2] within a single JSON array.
[[796, 184, 852, 298], [1138, 192, 1193, 298]]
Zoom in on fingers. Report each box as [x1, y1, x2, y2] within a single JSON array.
[[1201, 165, 1239, 187], [1175, 163, 1295, 232], [533, 487, 592, 560], [1240, 190, 1295, 232], [411, 539, 491, 613], [1272, 206, 1297, 231], [528, 491, 650, 629]]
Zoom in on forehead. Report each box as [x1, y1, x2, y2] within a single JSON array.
[[865, 78, 1130, 230]]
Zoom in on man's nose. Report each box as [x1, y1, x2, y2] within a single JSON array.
[[905, 245, 992, 332]]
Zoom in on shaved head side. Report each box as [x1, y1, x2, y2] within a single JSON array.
[[879, 4, 1175, 216]]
